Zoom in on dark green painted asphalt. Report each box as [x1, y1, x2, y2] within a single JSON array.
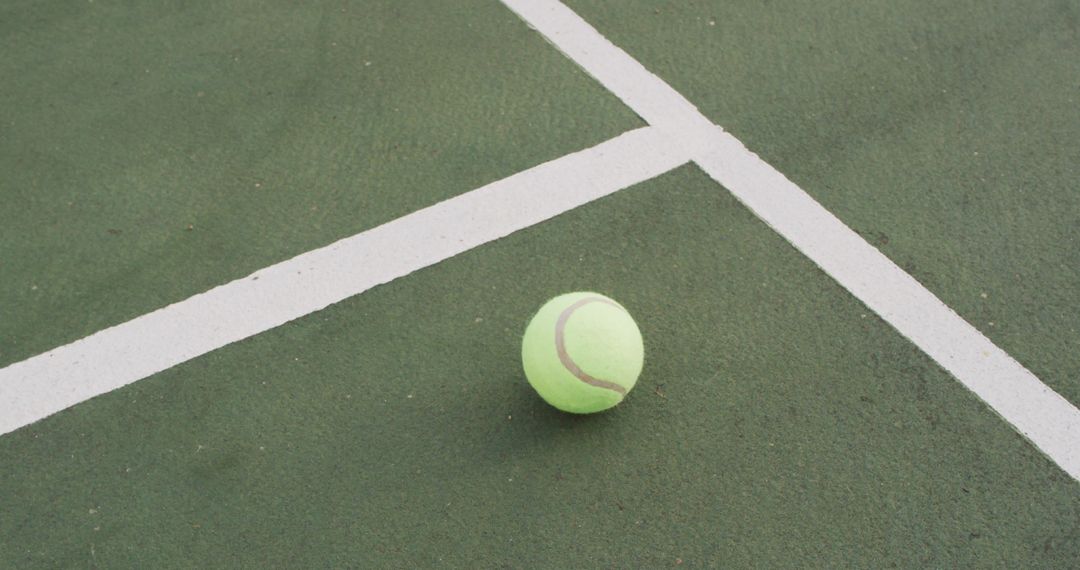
[[0, 0, 640, 368], [2, 167, 1077, 567], [3, 1, 1078, 567], [566, 0, 1080, 407]]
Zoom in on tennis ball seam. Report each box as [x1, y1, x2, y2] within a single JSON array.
[[554, 296, 628, 396]]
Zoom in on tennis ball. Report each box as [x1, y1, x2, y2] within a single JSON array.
[[521, 292, 644, 413]]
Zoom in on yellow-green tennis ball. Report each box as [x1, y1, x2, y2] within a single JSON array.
[[521, 292, 644, 413]]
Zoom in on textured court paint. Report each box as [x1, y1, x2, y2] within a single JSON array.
[[0, 0, 643, 369], [695, 136, 1080, 483], [0, 127, 690, 436], [564, 0, 1080, 409], [4, 168, 1077, 567], [500, 0, 1080, 481], [498, 0, 714, 151]]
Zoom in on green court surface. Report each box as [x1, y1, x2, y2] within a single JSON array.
[[3, 168, 1078, 567], [0, 0, 639, 368], [3, 0, 1079, 567], [566, 0, 1080, 406]]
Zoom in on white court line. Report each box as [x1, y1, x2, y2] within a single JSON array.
[[4, 1, 1078, 486], [0, 126, 692, 436], [501, 0, 1080, 481]]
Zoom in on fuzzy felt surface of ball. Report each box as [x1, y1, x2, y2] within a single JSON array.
[[521, 292, 644, 413]]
